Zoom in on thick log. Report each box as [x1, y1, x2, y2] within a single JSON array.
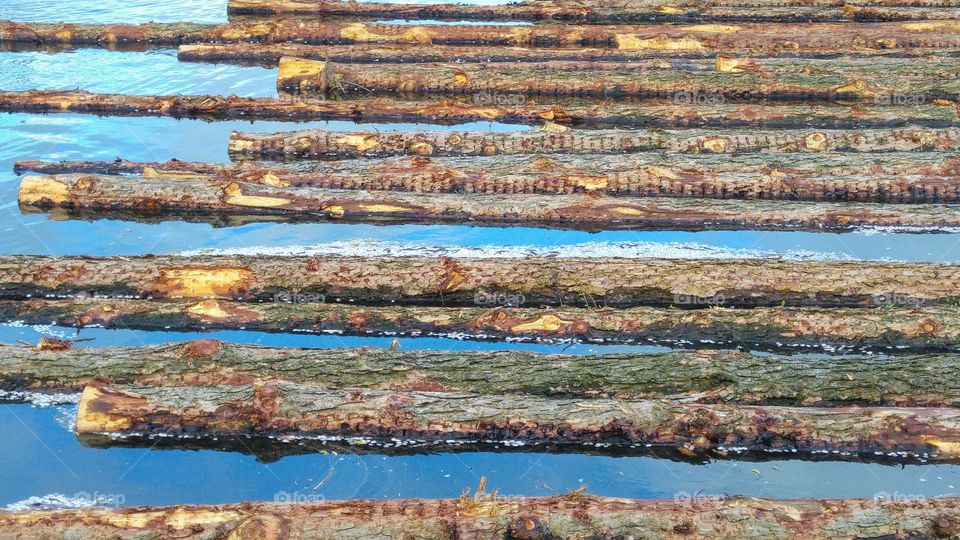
[[74, 381, 960, 458], [8, 339, 960, 406], [2, 90, 958, 129], [15, 154, 960, 204], [19, 172, 960, 230], [4, 298, 960, 352], [2, 253, 960, 308], [6, 19, 960, 52], [277, 57, 960, 102], [6, 495, 960, 540], [228, 0, 960, 22]]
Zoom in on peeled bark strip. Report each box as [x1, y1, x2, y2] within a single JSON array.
[[228, 0, 960, 22], [6, 19, 960, 52], [3, 253, 960, 308], [19, 172, 960, 229], [227, 126, 960, 160], [75, 382, 960, 459], [3, 90, 958, 129], [9, 339, 960, 406], [278, 57, 960, 102], [6, 495, 960, 540], [4, 298, 960, 352]]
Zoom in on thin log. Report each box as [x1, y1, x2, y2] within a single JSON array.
[[3, 298, 960, 352], [6, 494, 960, 539], [8, 339, 960, 406], [228, 0, 960, 22], [6, 19, 960, 52], [277, 57, 960, 102], [15, 154, 960, 204], [2, 90, 958, 129], [74, 381, 960, 458], [2, 253, 960, 308]]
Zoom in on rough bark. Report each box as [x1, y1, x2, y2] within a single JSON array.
[[18, 172, 960, 230], [2, 253, 960, 308], [16, 153, 960, 204], [4, 298, 960, 352], [278, 57, 960, 102], [8, 339, 960, 406], [74, 382, 960, 459], [6, 495, 960, 540], [228, 0, 960, 23], [3, 90, 958, 129], [6, 19, 960, 52]]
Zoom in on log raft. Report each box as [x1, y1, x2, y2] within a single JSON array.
[[3, 90, 958, 129], [5, 495, 960, 539], [2, 253, 960, 308], [18, 173, 960, 230], [74, 382, 960, 458], [4, 298, 960, 352]]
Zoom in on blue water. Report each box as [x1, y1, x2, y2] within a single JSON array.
[[2, 0, 960, 510]]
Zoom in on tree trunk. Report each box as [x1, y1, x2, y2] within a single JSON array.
[[74, 382, 960, 459], [2, 253, 960, 307], [2, 90, 957, 129], [227, 0, 960, 22], [278, 57, 960, 102], [4, 298, 960, 352], [5, 494, 960, 539], [8, 339, 960, 406]]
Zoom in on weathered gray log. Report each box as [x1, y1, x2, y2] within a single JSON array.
[[8, 339, 960, 406], [6, 494, 960, 539], [75, 382, 960, 458], [18, 173, 960, 230], [278, 57, 960, 102], [2, 253, 960, 308], [3, 298, 959, 352], [2, 90, 958, 129]]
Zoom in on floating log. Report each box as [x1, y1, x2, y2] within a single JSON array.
[[277, 57, 960, 102], [15, 154, 960, 203], [6, 19, 960, 52], [9, 339, 960, 406], [4, 298, 960, 352], [2, 252, 960, 308], [227, 126, 960, 160], [75, 381, 960, 458], [3, 90, 958, 129], [228, 0, 960, 22], [6, 494, 960, 539]]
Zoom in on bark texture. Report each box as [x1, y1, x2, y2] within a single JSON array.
[[4, 298, 960, 352], [2, 90, 957, 128], [5, 495, 960, 540], [278, 56, 960, 102], [19, 173, 960, 230], [2, 253, 960, 307], [8, 340, 960, 406], [74, 382, 960, 458]]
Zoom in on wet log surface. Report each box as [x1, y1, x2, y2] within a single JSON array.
[[3, 90, 958, 128], [2, 253, 960, 308], [8, 339, 960, 406], [74, 382, 960, 459], [278, 56, 960, 102], [18, 172, 960, 230], [5, 297, 960, 352], [6, 494, 960, 539]]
